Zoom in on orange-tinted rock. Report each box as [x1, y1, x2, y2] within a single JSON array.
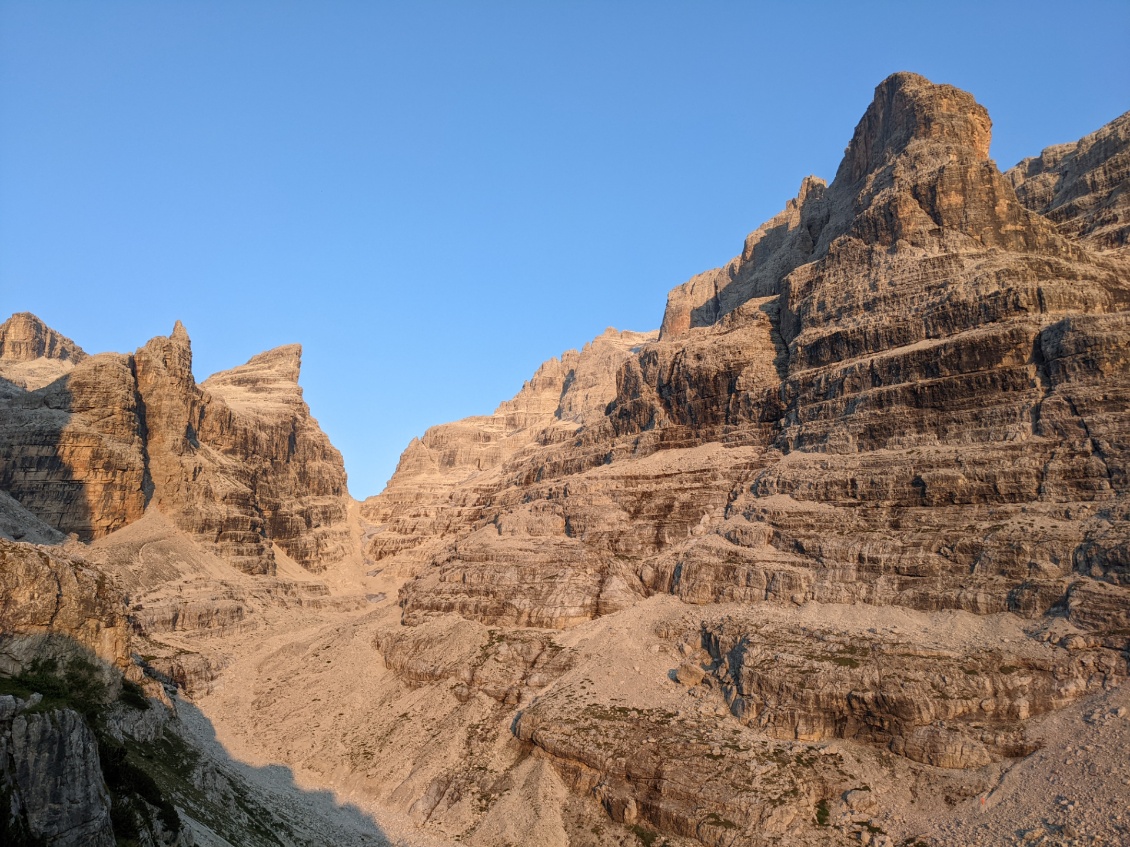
[[0, 320, 352, 574], [0, 352, 148, 539], [0, 313, 86, 367], [0, 539, 130, 670], [1008, 110, 1130, 253], [375, 72, 1130, 663]]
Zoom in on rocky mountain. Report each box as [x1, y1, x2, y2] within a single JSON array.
[[0, 315, 352, 573], [341, 72, 1130, 845], [0, 315, 380, 841], [0, 533, 393, 847], [359, 326, 657, 617], [372, 72, 1129, 639], [0, 312, 88, 391], [0, 71, 1128, 847], [1008, 110, 1130, 253]]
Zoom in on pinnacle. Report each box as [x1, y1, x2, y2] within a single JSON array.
[[842, 72, 992, 183]]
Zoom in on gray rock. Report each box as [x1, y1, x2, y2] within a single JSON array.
[[9, 709, 115, 847]]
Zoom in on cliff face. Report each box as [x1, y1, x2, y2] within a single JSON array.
[[0, 345, 150, 540], [0, 539, 130, 673], [2, 72, 1127, 847], [658, 174, 827, 339], [201, 344, 352, 569], [0, 312, 87, 392], [347, 73, 1130, 843], [0, 541, 128, 847], [0, 699, 116, 847], [1008, 110, 1130, 253], [0, 316, 352, 574], [359, 327, 656, 600], [371, 72, 1129, 635]]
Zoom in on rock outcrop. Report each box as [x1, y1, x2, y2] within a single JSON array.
[[1008, 110, 1130, 253], [0, 312, 87, 391], [696, 611, 1123, 770], [0, 320, 353, 574], [3, 72, 1127, 847], [0, 347, 149, 539], [0, 539, 130, 672], [374, 72, 1130, 640], [201, 344, 352, 570], [0, 698, 115, 847], [659, 175, 826, 339], [349, 72, 1130, 844], [360, 327, 655, 592]]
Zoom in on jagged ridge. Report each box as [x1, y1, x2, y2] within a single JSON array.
[[0, 317, 352, 574]]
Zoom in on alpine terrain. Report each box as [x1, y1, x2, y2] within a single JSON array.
[[1, 72, 1128, 847]]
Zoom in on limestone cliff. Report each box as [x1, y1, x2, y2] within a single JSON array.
[[659, 174, 826, 339], [372, 71, 1130, 638], [1008, 110, 1130, 253], [359, 327, 655, 587], [0, 312, 87, 391], [0, 348, 149, 539], [0, 539, 130, 673], [0, 698, 116, 847], [202, 344, 351, 570], [2, 72, 1127, 847], [350, 72, 1130, 845], [0, 320, 352, 574]]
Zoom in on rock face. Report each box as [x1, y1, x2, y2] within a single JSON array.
[[0, 312, 87, 391], [659, 175, 826, 339], [0, 700, 115, 847], [0, 539, 130, 672], [0, 348, 150, 540], [360, 327, 657, 624], [0, 313, 86, 365], [1, 72, 1126, 847], [352, 72, 1130, 843], [697, 611, 1123, 769], [373, 72, 1129, 637], [0, 320, 352, 574], [201, 344, 352, 570], [1008, 110, 1130, 252]]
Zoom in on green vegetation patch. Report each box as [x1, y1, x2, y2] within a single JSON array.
[[815, 799, 831, 826], [629, 823, 661, 846], [0, 656, 109, 722], [1, 656, 180, 844]]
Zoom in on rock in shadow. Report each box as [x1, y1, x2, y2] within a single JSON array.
[[0, 353, 149, 544], [173, 697, 393, 846]]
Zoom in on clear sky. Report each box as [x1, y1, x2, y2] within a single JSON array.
[[2, 1, 1128, 497]]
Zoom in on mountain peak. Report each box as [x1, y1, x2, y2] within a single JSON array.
[[202, 343, 305, 415], [0, 312, 87, 364], [243, 343, 303, 382], [842, 71, 992, 183]]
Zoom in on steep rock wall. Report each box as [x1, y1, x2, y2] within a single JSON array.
[[0, 318, 352, 574], [374, 73, 1129, 638]]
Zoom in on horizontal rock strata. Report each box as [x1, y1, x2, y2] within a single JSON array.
[[350, 72, 1130, 844], [370, 72, 1130, 645], [0, 539, 130, 672], [1008, 110, 1130, 253], [0, 316, 352, 574]]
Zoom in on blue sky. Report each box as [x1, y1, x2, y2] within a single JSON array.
[[2, 1, 1128, 497]]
